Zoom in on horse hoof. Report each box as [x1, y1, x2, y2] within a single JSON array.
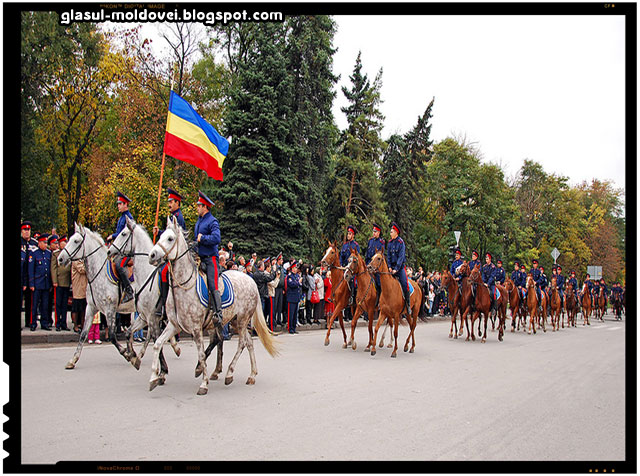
[[158, 376, 166, 386], [211, 373, 219, 381], [471, 336, 476, 341], [246, 377, 255, 385], [409, 348, 415, 353], [449, 333, 453, 338], [225, 376, 233, 386], [132, 358, 141, 371], [481, 338, 486, 344], [342, 343, 348, 349], [149, 379, 160, 392], [197, 387, 208, 396], [174, 347, 181, 357], [65, 362, 75, 370], [352, 342, 357, 351], [499, 336, 503, 342], [324, 338, 330, 346], [371, 349, 376, 356], [195, 367, 203, 378], [387, 343, 393, 348], [364, 346, 370, 352], [391, 352, 397, 358], [454, 334, 458, 339]]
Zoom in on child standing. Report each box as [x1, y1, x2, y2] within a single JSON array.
[[88, 311, 102, 344]]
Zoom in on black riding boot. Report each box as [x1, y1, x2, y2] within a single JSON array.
[[404, 288, 411, 317], [209, 289, 224, 327], [155, 280, 169, 318], [116, 265, 134, 303]]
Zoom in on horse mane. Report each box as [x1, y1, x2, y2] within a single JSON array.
[[84, 227, 105, 246]]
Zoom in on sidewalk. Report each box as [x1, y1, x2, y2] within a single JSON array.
[[19, 312, 447, 345]]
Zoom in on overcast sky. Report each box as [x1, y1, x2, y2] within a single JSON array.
[[131, 13, 626, 192], [331, 15, 626, 191]]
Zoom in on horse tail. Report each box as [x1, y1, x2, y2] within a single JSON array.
[[252, 300, 280, 358]]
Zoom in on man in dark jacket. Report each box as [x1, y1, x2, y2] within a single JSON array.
[[253, 259, 277, 322]]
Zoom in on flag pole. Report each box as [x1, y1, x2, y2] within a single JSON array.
[[153, 75, 175, 244]]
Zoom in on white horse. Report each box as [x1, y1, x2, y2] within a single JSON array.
[[147, 215, 280, 395], [106, 216, 182, 374], [58, 223, 136, 369]]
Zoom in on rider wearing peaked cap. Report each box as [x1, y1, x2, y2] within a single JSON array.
[[340, 225, 360, 308], [108, 191, 135, 304], [387, 222, 411, 317], [195, 190, 223, 327]]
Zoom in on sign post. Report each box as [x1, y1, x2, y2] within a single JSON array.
[[551, 247, 560, 264], [454, 231, 461, 247]]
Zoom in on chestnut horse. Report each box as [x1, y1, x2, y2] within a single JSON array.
[[596, 287, 607, 321], [468, 265, 504, 342], [344, 249, 394, 352], [504, 277, 526, 332], [548, 277, 562, 331], [611, 291, 623, 320], [319, 243, 349, 347], [580, 282, 591, 326], [525, 275, 546, 334], [455, 262, 477, 339], [366, 250, 422, 357], [493, 282, 509, 333], [564, 283, 578, 327], [441, 270, 462, 338]]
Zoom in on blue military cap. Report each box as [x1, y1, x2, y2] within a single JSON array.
[[347, 225, 357, 235], [513, 261, 520, 266], [21, 221, 33, 231], [59, 234, 67, 242], [197, 190, 214, 208], [372, 223, 381, 233], [38, 233, 49, 243], [454, 248, 462, 256], [48, 234, 59, 244], [116, 191, 131, 204], [471, 249, 479, 258], [167, 188, 184, 202], [390, 222, 401, 234], [290, 259, 298, 268], [485, 252, 492, 260], [532, 259, 539, 264]]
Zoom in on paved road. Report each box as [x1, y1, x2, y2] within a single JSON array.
[[20, 315, 625, 464]]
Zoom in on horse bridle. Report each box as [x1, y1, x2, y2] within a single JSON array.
[[108, 223, 149, 259], [157, 229, 197, 290]]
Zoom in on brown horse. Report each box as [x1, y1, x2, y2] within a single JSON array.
[[596, 287, 607, 321], [564, 283, 578, 327], [580, 282, 591, 326], [366, 250, 421, 357], [548, 277, 562, 331], [455, 262, 477, 339], [493, 282, 508, 334], [344, 249, 393, 352], [504, 277, 526, 332], [319, 243, 349, 347], [468, 265, 504, 342], [525, 275, 546, 334], [441, 270, 462, 338]]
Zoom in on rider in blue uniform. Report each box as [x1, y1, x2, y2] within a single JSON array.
[[481, 253, 497, 311], [286, 260, 302, 334], [340, 225, 360, 306], [556, 265, 565, 308], [387, 222, 411, 317], [568, 270, 578, 302], [450, 249, 464, 292], [539, 266, 548, 304], [195, 190, 223, 327], [153, 188, 187, 320], [468, 250, 481, 275], [495, 259, 506, 285], [107, 191, 135, 303], [530, 259, 543, 305], [365, 223, 385, 305]]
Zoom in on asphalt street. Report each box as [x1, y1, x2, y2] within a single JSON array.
[[19, 315, 626, 464]]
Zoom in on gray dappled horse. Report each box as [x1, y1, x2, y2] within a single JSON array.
[[58, 223, 137, 369], [148, 215, 279, 395], [106, 216, 182, 375]]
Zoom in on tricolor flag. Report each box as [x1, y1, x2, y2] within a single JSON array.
[[164, 91, 229, 181]]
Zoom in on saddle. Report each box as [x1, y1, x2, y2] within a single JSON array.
[[106, 259, 135, 286], [195, 271, 234, 310]]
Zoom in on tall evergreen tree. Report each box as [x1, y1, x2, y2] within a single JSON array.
[[381, 98, 434, 263], [285, 16, 338, 259], [325, 52, 387, 242], [217, 22, 305, 257]]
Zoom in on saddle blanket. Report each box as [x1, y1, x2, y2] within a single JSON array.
[[196, 272, 234, 309], [494, 287, 500, 300]]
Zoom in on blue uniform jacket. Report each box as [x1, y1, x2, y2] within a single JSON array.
[[112, 210, 134, 240], [519, 270, 528, 287], [386, 237, 406, 273], [539, 273, 548, 290], [494, 267, 505, 284], [365, 237, 385, 264], [568, 277, 578, 290], [530, 267, 542, 286], [340, 240, 361, 267], [511, 270, 523, 287], [450, 259, 464, 276], [468, 259, 481, 274], [28, 249, 52, 290], [556, 274, 565, 290], [481, 263, 496, 286], [286, 273, 302, 302], [172, 208, 186, 230], [194, 212, 221, 258]]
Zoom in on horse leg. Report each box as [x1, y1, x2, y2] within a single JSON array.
[[364, 307, 375, 352], [390, 316, 399, 358], [197, 326, 221, 378], [104, 311, 130, 362], [224, 327, 248, 386], [340, 307, 350, 348], [349, 306, 363, 351], [244, 325, 259, 385], [324, 301, 344, 346], [191, 327, 209, 396], [125, 313, 146, 370], [65, 301, 97, 369], [404, 307, 417, 353], [482, 312, 489, 343], [370, 312, 387, 356], [149, 321, 178, 391]]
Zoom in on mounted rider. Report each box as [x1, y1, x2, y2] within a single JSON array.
[[387, 222, 411, 317], [481, 252, 497, 312], [107, 191, 135, 304], [511, 261, 525, 300], [450, 248, 464, 293], [340, 225, 360, 306], [153, 188, 187, 321], [597, 277, 608, 309], [495, 259, 505, 285], [567, 270, 579, 303], [194, 190, 223, 327], [468, 250, 481, 274], [365, 223, 385, 305], [555, 265, 565, 308], [529, 259, 543, 306], [539, 265, 548, 304]]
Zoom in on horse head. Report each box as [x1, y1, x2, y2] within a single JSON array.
[[107, 216, 137, 259], [149, 215, 180, 266], [367, 249, 387, 274], [458, 261, 470, 277], [526, 274, 536, 289], [320, 242, 339, 268], [469, 264, 481, 284], [504, 277, 514, 292], [58, 222, 94, 267]]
